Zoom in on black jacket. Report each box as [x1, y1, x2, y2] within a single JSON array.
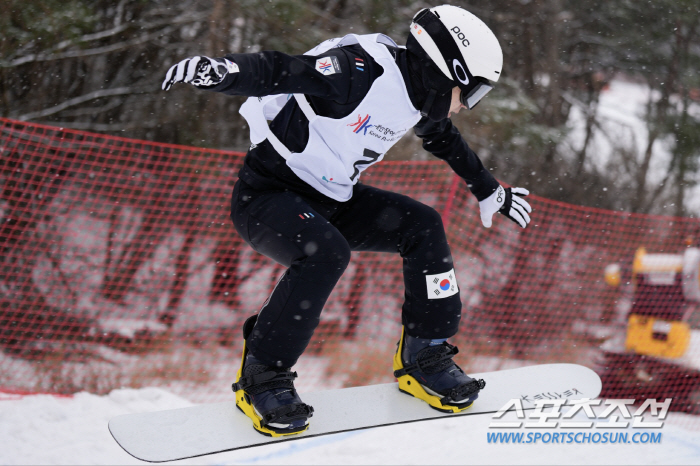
[[207, 40, 499, 202]]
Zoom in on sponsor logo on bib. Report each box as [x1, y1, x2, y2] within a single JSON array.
[[348, 114, 373, 135]]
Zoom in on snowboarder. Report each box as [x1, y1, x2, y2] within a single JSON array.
[[162, 4, 531, 437]]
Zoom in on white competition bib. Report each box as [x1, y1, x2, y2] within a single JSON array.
[[239, 34, 421, 201]]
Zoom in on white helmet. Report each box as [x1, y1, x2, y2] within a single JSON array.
[[408, 5, 503, 109]]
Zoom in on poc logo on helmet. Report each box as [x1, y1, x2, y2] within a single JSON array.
[[450, 26, 470, 47]]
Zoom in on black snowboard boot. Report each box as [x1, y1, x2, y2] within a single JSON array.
[[232, 315, 313, 437], [393, 326, 485, 413]]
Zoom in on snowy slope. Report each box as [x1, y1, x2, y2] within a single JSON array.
[[1, 388, 699, 465]]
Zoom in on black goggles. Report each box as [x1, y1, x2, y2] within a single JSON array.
[[460, 80, 493, 110]]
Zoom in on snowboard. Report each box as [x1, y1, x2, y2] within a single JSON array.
[[109, 363, 601, 462]]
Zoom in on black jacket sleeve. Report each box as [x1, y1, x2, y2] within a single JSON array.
[[205, 46, 376, 156], [413, 116, 499, 202], [206, 50, 367, 103]]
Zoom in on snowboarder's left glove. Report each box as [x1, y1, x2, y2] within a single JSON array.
[[479, 185, 531, 229], [162, 56, 238, 91]]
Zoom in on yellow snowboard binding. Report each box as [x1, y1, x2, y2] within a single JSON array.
[[393, 326, 485, 413], [232, 315, 313, 437]]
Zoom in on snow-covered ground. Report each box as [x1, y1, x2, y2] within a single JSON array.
[[1, 387, 699, 465]]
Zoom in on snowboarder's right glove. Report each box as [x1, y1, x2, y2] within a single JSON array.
[[162, 56, 239, 91], [479, 185, 531, 229]]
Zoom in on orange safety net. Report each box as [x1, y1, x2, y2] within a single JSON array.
[[1, 118, 699, 425]]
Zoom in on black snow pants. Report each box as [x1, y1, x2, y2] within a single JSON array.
[[230, 178, 462, 368]]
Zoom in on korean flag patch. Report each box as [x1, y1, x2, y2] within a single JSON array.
[[425, 269, 459, 299], [315, 56, 341, 75]]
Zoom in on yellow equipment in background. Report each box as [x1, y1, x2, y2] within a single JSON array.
[[625, 314, 691, 359], [611, 247, 700, 359]]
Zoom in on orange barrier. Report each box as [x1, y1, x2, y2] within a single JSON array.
[[1, 118, 698, 425]]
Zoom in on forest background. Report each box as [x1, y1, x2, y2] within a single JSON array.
[[2, 0, 699, 216]]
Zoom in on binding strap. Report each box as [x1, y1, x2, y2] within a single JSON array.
[[441, 379, 486, 405], [232, 370, 298, 394], [262, 403, 314, 424], [393, 342, 459, 378]]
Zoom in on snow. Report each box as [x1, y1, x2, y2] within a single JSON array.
[[1, 387, 699, 465]]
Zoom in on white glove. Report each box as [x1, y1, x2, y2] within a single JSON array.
[[479, 185, 532, 229], [162, 56, 238, 91]]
